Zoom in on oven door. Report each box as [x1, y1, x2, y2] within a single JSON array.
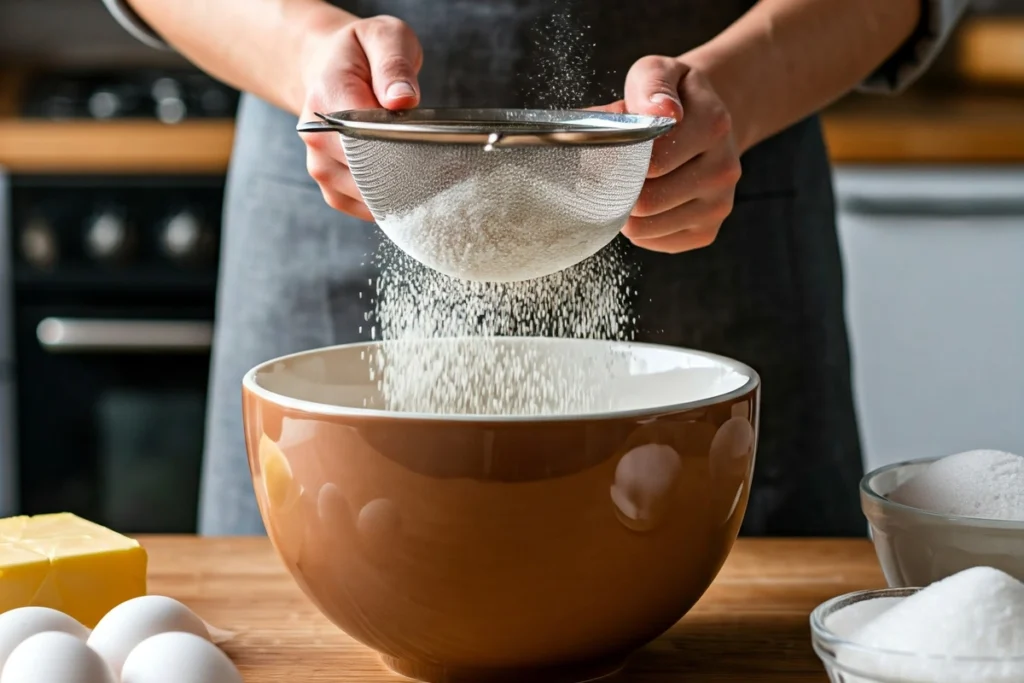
[[16, 305, 213, 533]]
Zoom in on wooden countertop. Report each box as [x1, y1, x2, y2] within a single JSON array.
[[142, 536, 885, 682]]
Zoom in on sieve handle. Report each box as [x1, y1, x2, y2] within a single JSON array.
[[296, 120, 343, 134]]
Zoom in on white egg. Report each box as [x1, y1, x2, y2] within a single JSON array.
[[0, 606, 89, 669], [87, 595, 209, 677], [121, 632, 242, 683], [0, 631, 115, 683]]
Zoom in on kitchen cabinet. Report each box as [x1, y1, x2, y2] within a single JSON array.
[[834, 166, 1024, 473]]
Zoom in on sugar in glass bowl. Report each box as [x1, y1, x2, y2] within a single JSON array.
[[861, 458, 1024, 588], [243, 337, 759, 683], [811, 587, 1024, 683]]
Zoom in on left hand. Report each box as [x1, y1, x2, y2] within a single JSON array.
[[599, 56, 741, 254]]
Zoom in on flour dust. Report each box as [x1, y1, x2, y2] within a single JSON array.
[[363, 4, 640, 416]]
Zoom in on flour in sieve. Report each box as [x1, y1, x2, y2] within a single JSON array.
[[374, 157, 634, 283]]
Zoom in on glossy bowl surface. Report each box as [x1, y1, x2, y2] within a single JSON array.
[[811, 587, 1024, 683], [243, 337, 760, 683], [861, 458, 1024, 587]]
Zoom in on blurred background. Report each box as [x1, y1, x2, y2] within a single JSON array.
[[0, 0, 1022, 533]]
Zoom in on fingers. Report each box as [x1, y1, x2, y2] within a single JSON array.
[[623, 193, 733, 242], [586, 99, 627, 115], [624, 55, 686, 122], [353, 15, 423, 110], [624, 58, 734, 180], [298, 15, 423, 221], [629, 228, 718, 255], [631, 145, 741, 218], [306, 148, 374, 222]]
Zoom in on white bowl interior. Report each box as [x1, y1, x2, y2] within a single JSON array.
[[247, 337, 754, 419]]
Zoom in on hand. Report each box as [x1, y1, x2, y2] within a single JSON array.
[[601, 56, 741, 254], [298, 15, 423, 221]]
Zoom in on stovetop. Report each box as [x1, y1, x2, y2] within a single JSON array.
[[19, 69, 240, 122]]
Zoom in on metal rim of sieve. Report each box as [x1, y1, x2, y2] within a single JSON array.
[[296, 108, 676, 147]]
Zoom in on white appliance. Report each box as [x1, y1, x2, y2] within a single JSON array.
[[834, 166, 1024, 473]]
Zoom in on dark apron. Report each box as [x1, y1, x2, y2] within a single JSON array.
[[199, 0, 865, 537]]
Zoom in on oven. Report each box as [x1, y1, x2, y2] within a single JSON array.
[[9, 174, 223, 533]]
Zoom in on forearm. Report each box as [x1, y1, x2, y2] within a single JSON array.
[[122, 0, 352, 114], [684, 0, 921, 153]]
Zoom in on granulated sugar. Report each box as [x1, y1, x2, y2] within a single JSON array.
[[833, 567, 1024, 682], [365, 238, 637, 415], [888, 449, 1024, 521]]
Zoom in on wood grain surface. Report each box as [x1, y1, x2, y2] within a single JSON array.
[[140, 536, 885, 682], [0, 120, 235, 174]]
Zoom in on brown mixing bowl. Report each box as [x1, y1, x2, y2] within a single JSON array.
[[243, 337, 760, 683]]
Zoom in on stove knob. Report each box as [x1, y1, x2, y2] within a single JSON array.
[[88, 90, 122, 119], [20, 217, 58, 269], [85, 211, 130, 261], [161, 210, 207, 261]]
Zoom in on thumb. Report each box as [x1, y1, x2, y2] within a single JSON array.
[[355, 18, 424, 110], [624, 55, 686, 122]]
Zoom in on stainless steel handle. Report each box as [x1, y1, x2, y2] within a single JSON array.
[[37, 318, 213, 353], [840, 194, 1024, 218]]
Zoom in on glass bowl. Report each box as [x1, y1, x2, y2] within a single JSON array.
[[861, 457, 1024, 587], [811, 587, 1024, 682]]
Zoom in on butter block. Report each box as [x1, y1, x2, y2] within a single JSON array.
[[0, 513, 147, 627]]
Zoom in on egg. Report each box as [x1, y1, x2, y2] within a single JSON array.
[[0, 631, 115, 683], [87, 595, 209, 677], [121, 632, 243, 683], [0, 606, 89, 669]]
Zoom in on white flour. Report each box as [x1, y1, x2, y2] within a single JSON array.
[[367, 238, 637, 415], [889, 450, 1024, 521], [374, 161, 630, 283], [832, 567, 1024, 682], [364, 4, 642, 415]]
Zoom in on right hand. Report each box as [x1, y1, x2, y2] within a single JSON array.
[[298, 15, 423, 221]]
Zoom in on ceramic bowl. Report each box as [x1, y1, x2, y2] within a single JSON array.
[[811, 587, 1024, 682], [242, 337, 760, 683], [861, 458, 1024, 587]]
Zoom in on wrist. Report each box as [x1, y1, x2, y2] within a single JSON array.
[[679, 31, 769, 154]]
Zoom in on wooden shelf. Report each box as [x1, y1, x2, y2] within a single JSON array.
[[0, 119, 235, 174], [2, 94, 1023, 174], [822, 92, 1024, 164]]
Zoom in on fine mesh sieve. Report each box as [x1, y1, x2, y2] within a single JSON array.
[[298, 108, 676, 282]]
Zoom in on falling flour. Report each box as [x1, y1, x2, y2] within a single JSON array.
[[365, 238, 637, 415], [830, 567, 1024, 682], [888, 450, 1024, 521], [363, 3, 641, 415]]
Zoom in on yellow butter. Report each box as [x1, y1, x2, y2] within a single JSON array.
[[0, 513, 147, 627]]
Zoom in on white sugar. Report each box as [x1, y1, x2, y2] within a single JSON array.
[[889, 449, 1024, 521], [834, 567, 1024, 682]]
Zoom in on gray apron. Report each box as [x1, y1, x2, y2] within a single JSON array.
[[199, 0, 865, 537]]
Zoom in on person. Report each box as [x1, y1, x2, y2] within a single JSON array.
[[102, 0, 967, 537]]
